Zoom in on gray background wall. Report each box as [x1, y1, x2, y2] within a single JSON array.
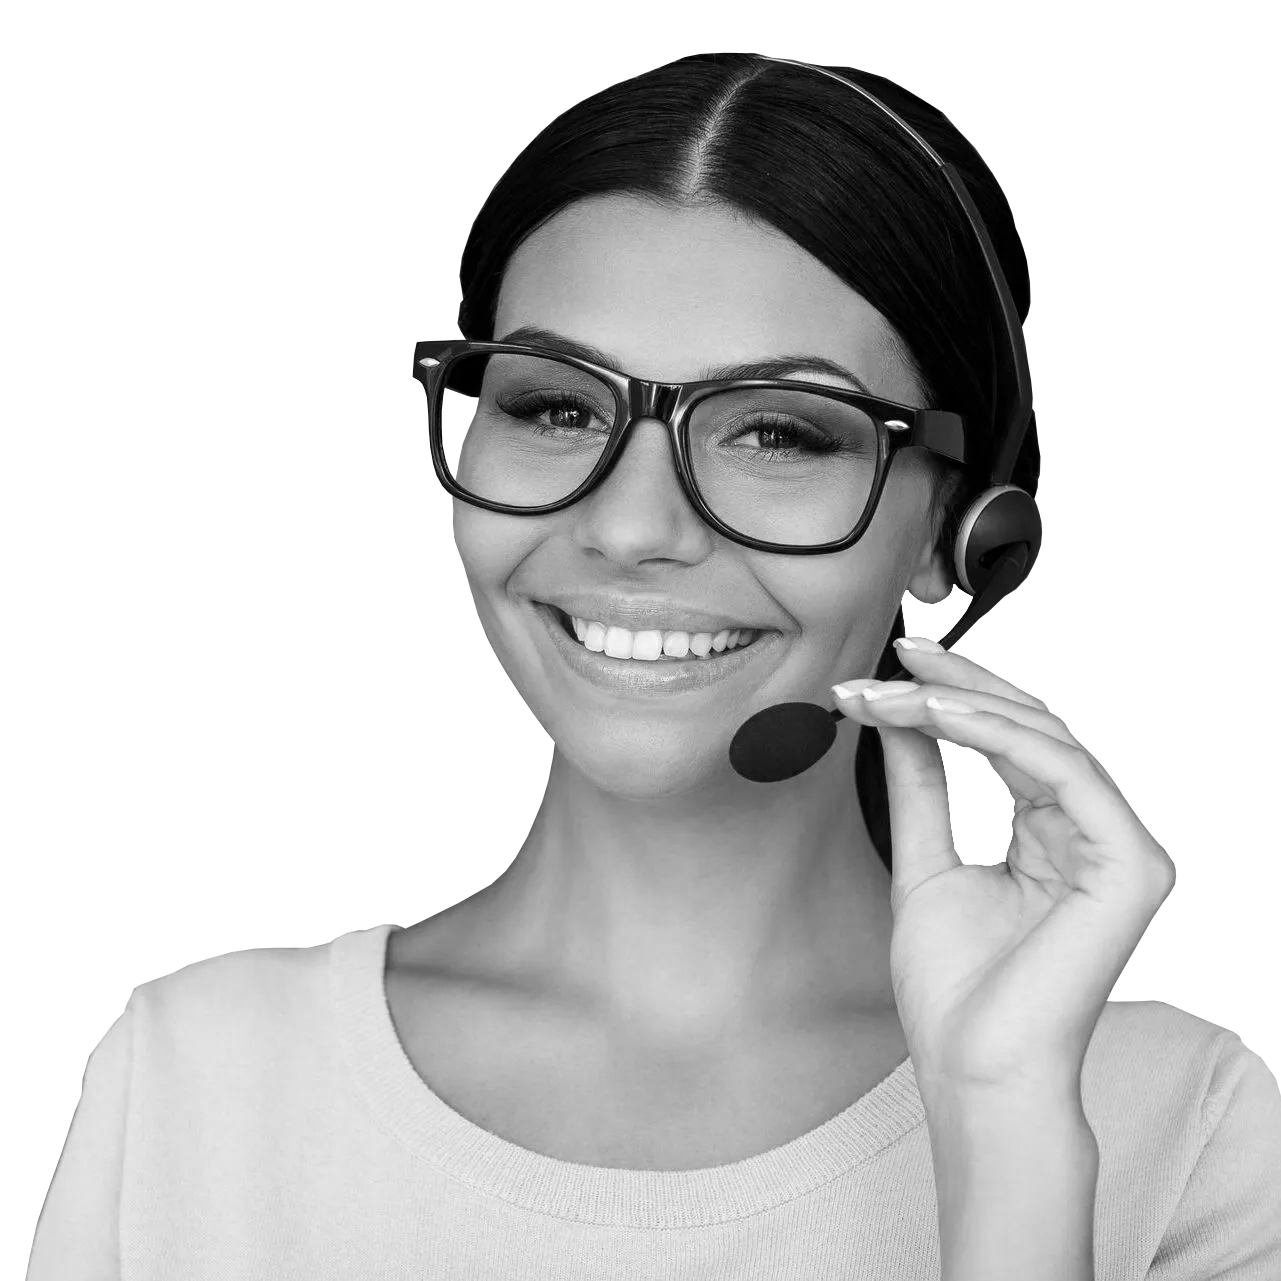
[[27, 55, 1281, 1245]]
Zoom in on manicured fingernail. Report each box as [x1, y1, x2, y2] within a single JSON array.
[[832, 679, 876, 699], [895, 636, 944, 653], [926, 695, 975, 714], [862, 680, 919, 701]]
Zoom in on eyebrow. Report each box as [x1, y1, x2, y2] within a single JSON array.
[[493, 324, 874, 395]]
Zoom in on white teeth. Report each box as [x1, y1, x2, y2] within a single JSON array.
[[603, 626, 633, 659], [662, 630, 690, 659], [564, 613, 760, 661], [630, 629, 665, 661]]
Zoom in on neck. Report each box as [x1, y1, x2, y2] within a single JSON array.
[[471, 731, 896, 1047]]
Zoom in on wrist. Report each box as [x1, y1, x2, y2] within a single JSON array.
[[920, 1084, 1098, 1281], [917, 1075, 1092, 1139]]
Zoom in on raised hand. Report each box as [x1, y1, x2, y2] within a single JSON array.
[[833, 637, 1177, 1101]]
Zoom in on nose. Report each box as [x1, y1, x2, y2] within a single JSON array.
[[569, 416, 713, 565]]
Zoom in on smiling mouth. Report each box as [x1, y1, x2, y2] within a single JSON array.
[[543, 602, 768, 660]]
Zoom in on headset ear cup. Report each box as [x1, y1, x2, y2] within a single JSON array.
[[952, 485, 1043, 596]]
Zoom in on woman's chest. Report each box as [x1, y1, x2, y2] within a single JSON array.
[[385, 968, 909, 1171]]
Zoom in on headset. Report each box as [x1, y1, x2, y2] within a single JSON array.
[[428, 54, 1043, 783], [726, 55, 1043, 783]]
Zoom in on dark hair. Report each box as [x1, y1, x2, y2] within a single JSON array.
[[455, 52, 1041, 873]]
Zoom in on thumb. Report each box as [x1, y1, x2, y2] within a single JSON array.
[[875, 723, 961, 904]]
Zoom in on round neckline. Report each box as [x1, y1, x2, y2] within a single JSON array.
[[330, 922, 925, 1228]]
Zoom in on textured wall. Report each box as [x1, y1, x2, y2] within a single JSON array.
[[30, 55, 1281, 1245]]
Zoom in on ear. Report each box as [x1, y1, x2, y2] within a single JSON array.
[[906, 534, 953, 605], [906, 489, 958, 609]]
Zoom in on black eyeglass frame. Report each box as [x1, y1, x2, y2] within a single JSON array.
[[412, 338, 967, 556]]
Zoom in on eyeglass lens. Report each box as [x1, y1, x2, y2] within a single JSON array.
[[438, 351, 880, 546]]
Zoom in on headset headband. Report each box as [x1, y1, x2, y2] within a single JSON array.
[[755, 55, 1034, 488]]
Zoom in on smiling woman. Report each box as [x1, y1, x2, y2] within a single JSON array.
[[26, 51, 1281, 1281], [440, 193, 951, 812]]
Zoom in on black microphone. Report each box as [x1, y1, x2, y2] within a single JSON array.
[[727, 552, 1026, 783]]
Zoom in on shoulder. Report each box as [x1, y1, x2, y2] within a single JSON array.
[[1085, 999, 1274, 1111], [1084, 999, 1279, 1153], [68, 928, 369, 1134], [132, 928, 334, 1008], [1087, 999, 1271, 1090], [124, 927, 346, 1059], [1089, 1003, 1281, 1271]]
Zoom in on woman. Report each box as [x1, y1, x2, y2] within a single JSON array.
[[28, 52, 1281, 1280]]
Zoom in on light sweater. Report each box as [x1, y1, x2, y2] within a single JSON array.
[[26, 922, 1281, 1280]]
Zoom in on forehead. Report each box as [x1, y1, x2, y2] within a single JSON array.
[[493, 195, 922, 401]]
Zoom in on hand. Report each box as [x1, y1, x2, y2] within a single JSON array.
[[833, 639, 1177, 1099]]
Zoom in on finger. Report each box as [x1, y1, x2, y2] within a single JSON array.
[[1012, 802, 1117, 891], [891, 645, 1122, 794], [875, 722, 962, 901], [983, 824, 1173, 1065], [832, 682, 965, 893], [837, 678, 1077, 751], [888, 701, 1144, 853], [840, 680, 1112, 813], [890, 638, 1047, 711], [837, 681, 1048, 808]]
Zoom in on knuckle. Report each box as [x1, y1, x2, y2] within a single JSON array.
[[1134, 847, 1177, 897], [1045, 711, 1074, 737]]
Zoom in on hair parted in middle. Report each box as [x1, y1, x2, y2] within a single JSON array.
[[454, 52, 1041, 872]]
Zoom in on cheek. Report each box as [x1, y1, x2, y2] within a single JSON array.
[[790, 566, 899, 667], [772, 505, 919, 665], [451, 505, 554, 653], [452, 503, 536, 590]]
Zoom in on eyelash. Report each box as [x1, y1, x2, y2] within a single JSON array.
[[494, 394, 873, 462]]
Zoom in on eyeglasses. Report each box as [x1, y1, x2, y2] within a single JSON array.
[[412, 339, 967, 555]]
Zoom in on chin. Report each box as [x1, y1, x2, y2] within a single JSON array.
[[554, 728, 731, 799]]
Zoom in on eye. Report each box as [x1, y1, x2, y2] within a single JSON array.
[[727, 414, 845, 456], [498, 391, 611, 435], [737, 417, 835, 453]]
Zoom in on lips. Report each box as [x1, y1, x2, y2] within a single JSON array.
[[543, 607, 758, 666], [532, 598, 783, 696]]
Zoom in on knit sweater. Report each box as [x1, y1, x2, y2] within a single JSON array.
[[26, 922, 1281, 1280]]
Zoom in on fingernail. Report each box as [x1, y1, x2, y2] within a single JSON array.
[[926, 695, 975, 714], [832, 678, 876, 699], [862, 680, 920, 701], [895, 636, 944, 653]]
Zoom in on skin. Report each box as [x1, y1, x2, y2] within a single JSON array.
[[398, 193, 954, 1065], [399, 192, 1177, 1259]]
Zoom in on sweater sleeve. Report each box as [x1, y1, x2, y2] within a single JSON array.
[[1149, 1034, 1281, 1279], [25, 998, 133, 1281]]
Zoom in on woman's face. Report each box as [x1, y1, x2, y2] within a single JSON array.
[[454, 194, 951, 799]]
